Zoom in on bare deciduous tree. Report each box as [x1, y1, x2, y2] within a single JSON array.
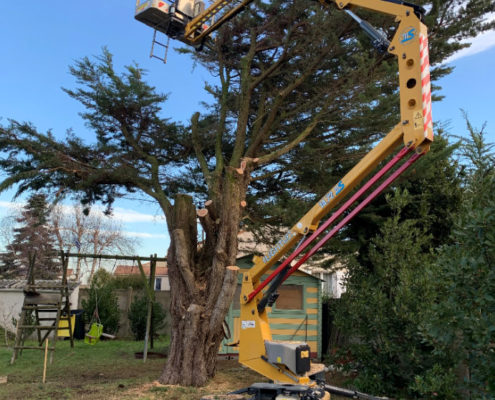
[[51, 204, 139, 282]]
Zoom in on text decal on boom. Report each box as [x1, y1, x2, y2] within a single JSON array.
[[318, 180, 345, 209], [262, 231, 297, 264]]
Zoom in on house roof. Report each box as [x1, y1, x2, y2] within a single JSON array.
[[236, 254, 322, 281], [0, 279, 80, 291], [114, 261, 168, 277]]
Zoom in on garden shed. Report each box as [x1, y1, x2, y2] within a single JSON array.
[[219, 255, 323, 359]]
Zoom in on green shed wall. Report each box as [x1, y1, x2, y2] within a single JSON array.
[[220, 256, 322, 359]]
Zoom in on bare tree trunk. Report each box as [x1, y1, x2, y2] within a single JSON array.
[[160, 169, 247, 385]]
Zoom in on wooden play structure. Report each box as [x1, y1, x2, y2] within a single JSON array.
[[11, 252, 74, 364]]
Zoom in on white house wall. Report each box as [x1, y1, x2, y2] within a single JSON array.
[[0, 290, 24, 332]]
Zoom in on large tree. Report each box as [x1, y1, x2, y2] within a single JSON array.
[[0, 0, 493, 386]]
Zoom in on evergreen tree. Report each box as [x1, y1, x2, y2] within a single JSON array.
[[334, 189, 440, 398], [418, 120, 495, 399], [1, 194, 59, 279], [128, 295, 166, 341]]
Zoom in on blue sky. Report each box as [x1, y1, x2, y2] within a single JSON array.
[[0, 2, 494, 257]]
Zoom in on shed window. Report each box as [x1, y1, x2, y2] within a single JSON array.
[[155, 277, 162, 291], [276, 284, 303, 310], [231, 284, 304, 310]]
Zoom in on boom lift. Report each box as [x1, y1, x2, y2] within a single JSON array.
[[136, 0, 433, 398]]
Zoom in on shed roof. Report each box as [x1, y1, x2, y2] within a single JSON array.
[[0, 279, 80, 291]]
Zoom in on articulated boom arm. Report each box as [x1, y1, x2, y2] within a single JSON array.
[[248, 0, 433, 286], [237, 0, 433, 384]]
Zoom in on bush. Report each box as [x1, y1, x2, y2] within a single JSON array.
[[128, 295, 166, 340], [82, 269, 120, 335]]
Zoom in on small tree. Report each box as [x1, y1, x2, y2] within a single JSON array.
[[81, 269, 120, 334], [128, 296, 166, 341]]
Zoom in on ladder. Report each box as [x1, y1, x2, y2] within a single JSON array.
[[150, 29, 171, 63], [11, 253, 74, 364]]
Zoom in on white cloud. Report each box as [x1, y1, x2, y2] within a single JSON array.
[[445, 29, 495, 64], [112, 207, 165, 223], [0, 200, 165, 224], [0, 201, 23, 210], [444, 12, 495, 64], [123, 231, 169, 239]]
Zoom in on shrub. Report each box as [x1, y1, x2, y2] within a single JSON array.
[[112, 274, 146, 290], [128, 295, 166, 340], [82, 269, 120, 334]]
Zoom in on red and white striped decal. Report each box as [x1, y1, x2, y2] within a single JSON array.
[[419, 33, 433, 140]]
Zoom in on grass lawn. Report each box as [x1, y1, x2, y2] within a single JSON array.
[[0, 338, 348, 400]]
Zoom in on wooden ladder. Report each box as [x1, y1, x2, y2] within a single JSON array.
[[11, 253, 74, 364]]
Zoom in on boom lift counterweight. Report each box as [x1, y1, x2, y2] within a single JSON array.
[[135, 1, 433, 398]]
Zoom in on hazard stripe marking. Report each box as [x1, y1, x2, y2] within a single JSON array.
[[419, 34, 433, 139]]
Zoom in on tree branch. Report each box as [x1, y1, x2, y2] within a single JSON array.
[[257, 116, 322, 166], [191, 112, 211, 185]]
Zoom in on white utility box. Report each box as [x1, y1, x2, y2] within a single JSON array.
[[135, 0, 199, 37]]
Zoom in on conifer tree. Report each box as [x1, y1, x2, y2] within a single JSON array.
[[333, 188, 439, 398], [1, 194, 59, 279], [418, 119, 495, 399]]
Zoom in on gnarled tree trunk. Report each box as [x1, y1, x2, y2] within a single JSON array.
[[160, 167, 249, 386]]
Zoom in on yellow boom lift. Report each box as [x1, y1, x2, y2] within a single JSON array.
[[136, 0, 433, 398]]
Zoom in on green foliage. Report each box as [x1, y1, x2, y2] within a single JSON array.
[[0, 49, 186, 214], [410, 364, 459, 400], [0, 0, 492, 387], [111, 274, 146, 290], [81, 269, 120, 335], [419, 120, 495, 399], [333, 120, 495, 399], [334, 189, 439, 398], [340, 135, 463, 266], [127, 296, 166, 341]]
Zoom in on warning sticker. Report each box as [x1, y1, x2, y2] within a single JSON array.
[[414, 111, 423, 130], [241, 320, 255, 329]]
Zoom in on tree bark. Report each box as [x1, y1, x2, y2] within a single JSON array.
[[159, 167, 248, 386]]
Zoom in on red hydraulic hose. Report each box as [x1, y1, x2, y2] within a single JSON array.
[[247, 145, 413, 303], [279, 150, 424, 284]]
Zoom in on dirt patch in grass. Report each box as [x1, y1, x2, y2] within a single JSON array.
[[120, 360, 266, 400]]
